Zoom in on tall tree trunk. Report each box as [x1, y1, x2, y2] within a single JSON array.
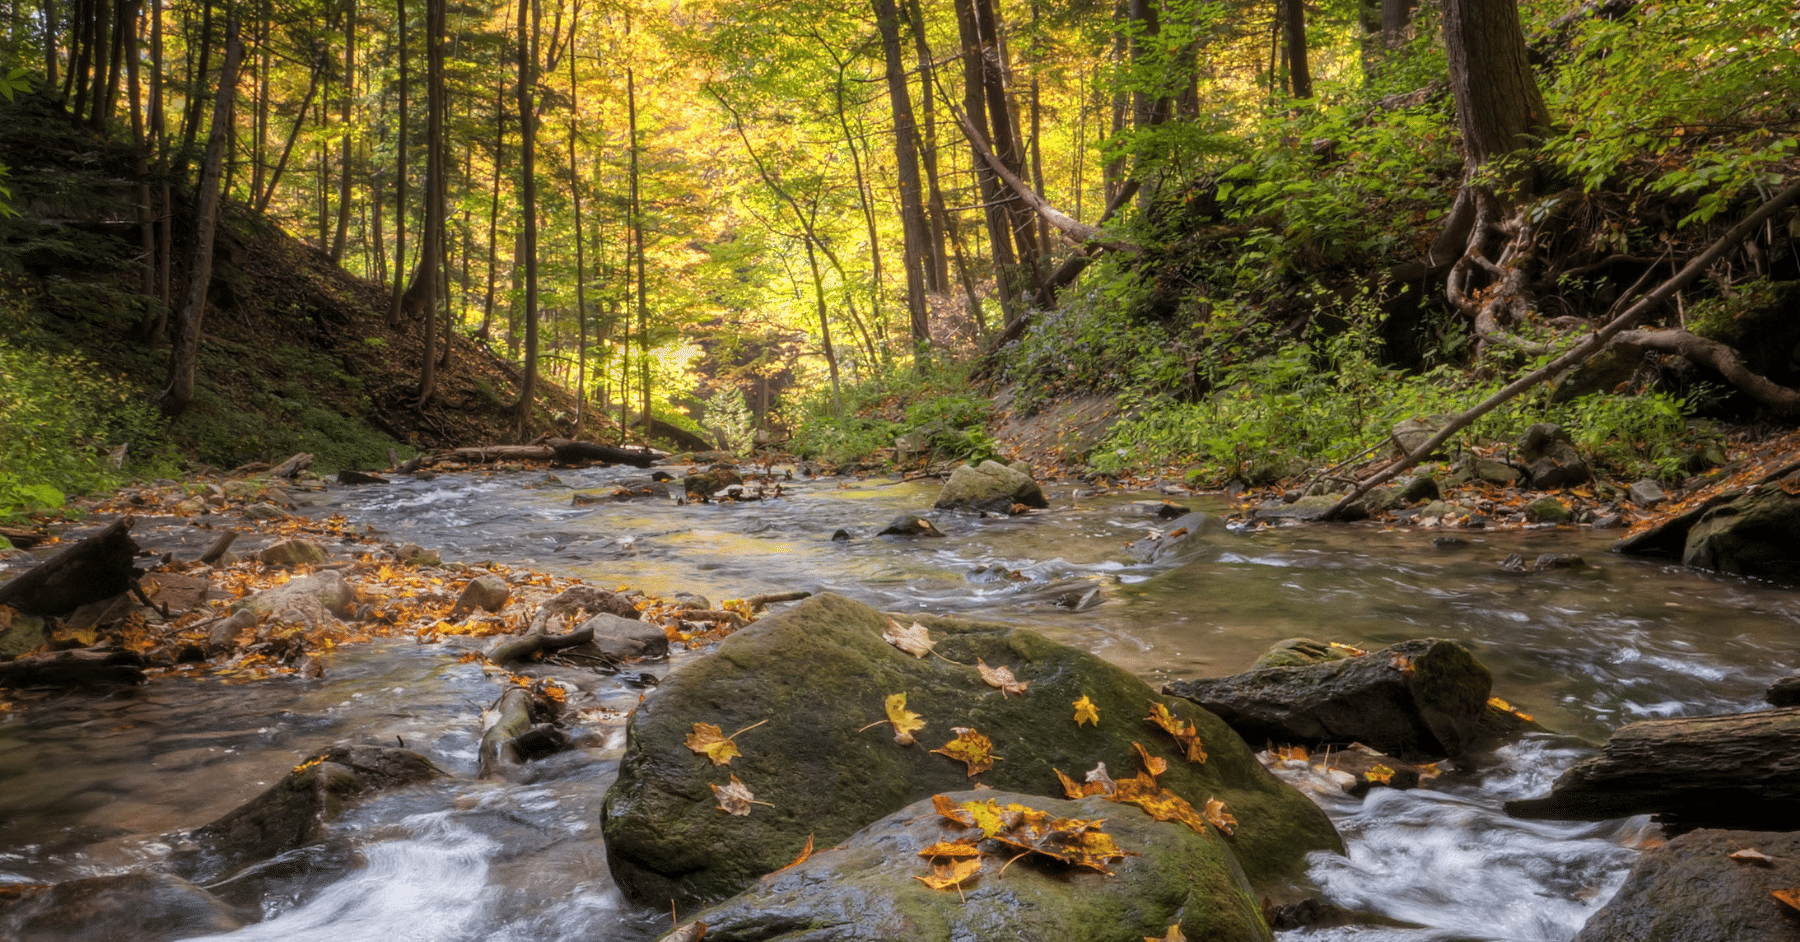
[[126, 0, 152, 297], [972, 0, 1042, 296], [828, 53, 885, 351], [178, 0, 210, 156], [250, 17, 267, 202], [331, 0, 356, 262], [157, 21, 240, 418], [414, 0, 445, 405], [953, 0, 1019, 318], [902, 0, 948, 291], [1381, 0, 1412, 49], [253, 62, 321, 212], [42, 0, 59, 87], [567, 15, 586, 436], [870, 0, 932, 353], [480, 90, 502, 343], [1284, 0, 1312, 98], [510, 0, 538, 437], [388, 0, 408, 327]]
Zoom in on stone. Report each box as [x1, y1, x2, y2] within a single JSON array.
[[1389, 416, 1455, 456], [1573, 829, 1800, 942], [1517, 423, 1590, 489], [684, 467, 744, 499], [878, 514, 944, 537], [573, 611, 669, 660], [1768, 675, 1800, 708], [239, 502, 288, 521], [1250, 495, 1368, 522], [1130, 511, 1230, 562], [0, 872, 245, 942], [449, 575, 511, 618], [221, 479, 262, 501], [256, 540, 327, 567], [1128, 499, 1191, 520], [1458, 454, 1522, 487], [234, 570, 355, 627], [1527, 497, 1571, 524], [686, 790, 1272, 942], [539, 584, 641, 621], [336, 470, 389, 485], [395, 543, 441, 567], [1243, 454, 1309, 487], [1627, 479, 1667, 508], [601, 594, 1340, 910], [171, 745, 441, 884], [1399, 475, 1440, 504], [1252, 638, 1354, 670], [1681, 486, 1800, 585], [830, 528, 851, 542], [1164, 639, 1494, 761], [207, 608, 258, 654], [933, 460, 1049, 514], [1533, 553, 1585, 571]]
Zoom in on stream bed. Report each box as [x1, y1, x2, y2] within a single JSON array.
[[4, 463, 1797, 941]]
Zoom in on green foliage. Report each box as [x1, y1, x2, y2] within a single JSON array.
[[0, 336, 170, 521], [786, 364, 992, 466], [704, 385, 755, 455]]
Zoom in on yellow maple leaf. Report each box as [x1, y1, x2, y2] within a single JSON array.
[[1108, 771, 1210, 835], [1132, 742, 1169, 778], [683, 719, 769, 766], [914, 855, 982, 893], [933, 794, 1011, 837], [932, 727, 1002, 776], [882, 692, 927, 745], [977, 658, 1030, 697], [1202, 797, 1238, 836], [1365, 764, 1395, 785], [1144, 701, 1207, 764], [1145, 925, 1187, 942], [1073, 694, 1100, 727]]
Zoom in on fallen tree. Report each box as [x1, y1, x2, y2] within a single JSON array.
[[422, 438, 656, 468], [0, 517, 140, 615]]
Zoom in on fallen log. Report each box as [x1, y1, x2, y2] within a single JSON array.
[[1505, 706, 1800, 830], [0, 648, 147, 687], [485, 623, 596, 666], [0, 517, 140, 615], [544, 437, 656, 468], [0, 526, 49, 549], [478, 687, 535, 779], [198, 529, 239, 566], [271, 452, 313, 480]]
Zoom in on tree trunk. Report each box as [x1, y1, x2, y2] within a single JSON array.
[[1443, 0, 1549, 167], [871, 0, 932, 353], [903, 0, 949, 292], [388, 0, 409, 328], [1284, 0, 1312, 98], [414, 0, 445, 405], [253, 62, 321, 213], [568, 19, 587, 436], [953, 0, 1019, 318], [157, 20, 240, 418], [330, 0, 356, 263], [511, 0, 538, 437]]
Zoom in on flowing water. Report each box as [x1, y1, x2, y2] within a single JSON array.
[[3, 464, 1796, 941]]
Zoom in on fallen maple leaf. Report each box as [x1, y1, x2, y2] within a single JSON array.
[[861, 693, 928, 745], [977, 658, 1030, 697], [1055, 761, 1117, 799], [884, 618, 936, 657], [684, 719, 769, 766], [710, 774, 772, 816], [1073, 695, 1100, 727], [768, 834, 814, 875], [1776, 887, 1800, 912], [1145, 925, 1187, 942], [1202, 797, 1238, 836], [914, 856, 982, 894], [1132, 742, 1169, 777], [917, 840, 984, 859], [1365, 764, 1396, 785], [1108, 770, 1210, 835], [665, 920, 708, 942], [1145, 701, 1207, 764], [933, 727, 1002, 776], [933, 794, 1012, 837]]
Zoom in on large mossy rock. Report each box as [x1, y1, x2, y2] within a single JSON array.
[[602, 594, 1340, 909], [678, 789, 1271, 942], [1681, 486, 1800, 584], [1163, 639, 1493, 761], [0, 872, 245, 942], [933, 460, 1049, 514], [1573, 829, 1800, 942]]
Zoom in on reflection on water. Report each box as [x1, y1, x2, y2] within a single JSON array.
[[2, 465, 1796, 941]]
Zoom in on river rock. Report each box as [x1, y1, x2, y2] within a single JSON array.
[[171, 745, 442, 884], [257, 539, 327, 567], [1527, 496, 1571, 524], [1131, 511, 1230, 562], [395, 543, 441, 567], [601, 594, 1340, 910], [0, 872, 245, 942], [234, 569, 355, 627], [1768, 674, 1800, 708], [574, 611, 669, 660], [1456, 455, 1522, 487], [240, 502, 288, 521], [1627, 479, 1667, 508], [449, 575, 511, 618], [1251, 638, 1354, 670], [1250, 494, 1369, 522], [539, 584, 641, 621], [1517, 423, 1589, 489], [684, 468, 744, 499], [1129, 499, 1191, 519], [933, 460, 1049, 514], [878, 513, 943, 537], [1572, 828, 1800, 942], [1163, 639, 1493, 761], [682, 789, 1272, 942], [1681, 485, 1800, 584]]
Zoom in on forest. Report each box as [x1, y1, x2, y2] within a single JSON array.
[[0, 0, 1796, 512]]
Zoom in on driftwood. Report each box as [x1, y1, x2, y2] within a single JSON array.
[[1506, 706, 1800, 830], [0, 526, 49, 549], [271, 452, 313, 479], [744, 590, 811, 612], [1322, 175, 1800, 521], [0, 517, 140, 615], [0, 648, 147, 687], [478, 687, 534, 779], [198, 530, 240, 566], [428, 439, 655, 468], [486, 623, 596, 666]]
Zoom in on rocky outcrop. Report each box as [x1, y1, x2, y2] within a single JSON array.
[[1573, 829, 1800, 942], [601, 594, 1340, 910], [1614, 467, 1800, 585], [933, 461, 1049, 514], [680, 790, 1272, 942], [1164, 639, 1494, 761]]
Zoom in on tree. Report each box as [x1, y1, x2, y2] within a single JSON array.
[[510, 0, 539, 438], [870, 0, 931, 352]]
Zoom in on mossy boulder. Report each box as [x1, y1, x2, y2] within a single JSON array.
[[1681, 486, 1800, 585], [601, 594, 1340, 910], [676, 789, 1271, 942], [933, 460, 1049, 514], [1574, 828, 1800, 942]]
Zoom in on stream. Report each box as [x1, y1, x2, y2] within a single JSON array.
[[3, 463, 1797, 941]]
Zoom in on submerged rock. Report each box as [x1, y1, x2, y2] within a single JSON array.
[[1573, 828, 1800, 942], [685, 790, 1272, 942], [1164, 639, 1494, 761], [878, 514, 943, 537], [1130, 511, 1230, 562], [0, 872, 245, 942], [933, 460, 1049, 514], [601, 594, 1339, 910]]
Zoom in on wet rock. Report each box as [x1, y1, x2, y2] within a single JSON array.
[[449, 575, 511, 618], [1128, 499, 1191, 519], [395, 543, 441, 567], [203, 840, 362, 916], [1431, 536, 1467, 549], [1164, 639, 1494, 761], [336, 470, 389, 485], [830, 528, 851, 542], [0, 608, 47, 658], [539, 584, 640, 621], [1628, 479, 1668, 508], [1130, 511, 1230, 562], [1681, 486, 1800, 584], [257, 540, 327, 567], [240, 502, 288, 521], [1457, 455, 1522, 487], [171, 745, 442, 884], [235, 570, 355, 626], [878, 514, 943, 537], [208, 608, 258, 654], [1517, 423, 1590, 489], [0, 872, 245, 942], [509, 723, 574, 762], [574, 611, 669, 660], [0, 647, 146, 688], [221, 479, 263, 501], [1250, 495, 1368, 522], [601, 594, 1340, 910], [1768, 675, 1800, 708], [1572, 828, 1800, 942], [1252, 638, 1355, 670], [667, 592, 711, 611], [686, 790, 1271, 942], [1527, 496, 1571, 524], [933, 460, 1049, 514], [1533, 553, 1585, 571], [1399, 475, 1440, 504], [1592, 512, 1626, 529], [684, 467, 744, 499], [1390, 416, 1455, 456]]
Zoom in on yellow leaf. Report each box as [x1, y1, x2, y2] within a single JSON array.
[[932, 727, 1002, 776], [933, 795, 1010, 837], [1144, 701, 1207, 764], [1132, 742, 1168, 778], [885, 692, 926, 746], [1072, 695, 1100, 727], [913, 856, 982, 891], [1202, 797, 1238, 836], [685, 723, 741, 766], [769, 834, 814, 875], [1107, 771, 1210, 836], [1487, 696, 1535, 722], [1775, 887, 1800, 912], [917, 840, 983, 859], [977, 658, 1029, 697], [1145, 925, 1187, 942], [1365, 764, 1395, 785], [883, 618, 936, 658]]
